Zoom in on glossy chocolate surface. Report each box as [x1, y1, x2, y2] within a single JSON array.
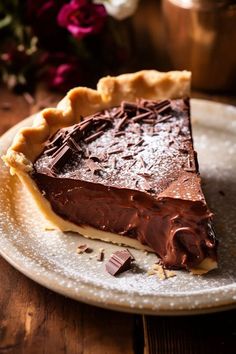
[[32, 99, 217, 269]]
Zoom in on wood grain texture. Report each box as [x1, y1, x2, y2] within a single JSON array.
[[0, 256, 136, 354], [143, 311, 236, 354]]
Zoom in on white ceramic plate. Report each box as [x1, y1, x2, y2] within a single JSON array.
[[0, 99, 236, 315]]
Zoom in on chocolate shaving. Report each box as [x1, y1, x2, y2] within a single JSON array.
[[67, 136, 82, 152], [139, 156, 147, 168], [116, 114, 128, 131], [157, 114, 172, 124], [135, 148, 145, 154], [105, 249, 134, 276], [96, 122, 109, 133], [50, 144, 73, 171], [94, 116, 111, 124], [112, 107, 122, 118], [129, 160, 137, 168], [147, 161, 154, 170], [108, 148, 123, 155], [109, 141, 119, 147], [132, 112, 150, 122], [122, 154, 133, 160], [86, 158, 102, 174], [48, 132, 64, 147], [134, 138, 144, 147], [154, 99, 170, 110], [77, 244, 93, 254], [117, 109, 125, 118], [112, 157, 117, 169], [142, 118, 156, 124], [78, 119, 93, 132], [156, 103, 171, 114], [97, 248, 105, 261], [137, 104, 152, 113], [66, 127, 81, 143], [138, 172, 152, 178], [45, 146, 58, 156], [122, 101, 137, 111], [114, 131, 125, 137], [84, 131, 103, 143]]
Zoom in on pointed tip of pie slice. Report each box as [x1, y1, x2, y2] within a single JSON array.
[[158, 172, 205, 202], [190, 258, 218, 275]]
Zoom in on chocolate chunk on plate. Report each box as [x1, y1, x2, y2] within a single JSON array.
[[105, 249, 135, 276]]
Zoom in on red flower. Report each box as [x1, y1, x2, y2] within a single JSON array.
[[57, 0, 107, 39]]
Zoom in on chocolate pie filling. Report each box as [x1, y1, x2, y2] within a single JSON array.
[[32, 98, 217, 269]]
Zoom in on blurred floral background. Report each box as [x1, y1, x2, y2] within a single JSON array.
[[1, 0, 236, 96], [0, 0, 141, 92]]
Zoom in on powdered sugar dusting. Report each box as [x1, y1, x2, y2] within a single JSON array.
[[34, 99, 194, 196], [0, 99, 236, 314]]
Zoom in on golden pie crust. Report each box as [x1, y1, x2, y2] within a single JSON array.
[[2, 70, 217, 274]]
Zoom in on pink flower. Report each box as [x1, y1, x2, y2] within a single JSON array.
[[57, 0, 107, 39], [49, 64, 78, 91], [43, 53, 84, 92]]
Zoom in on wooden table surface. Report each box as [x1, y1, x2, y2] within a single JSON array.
[[0, 85, 236, 354]]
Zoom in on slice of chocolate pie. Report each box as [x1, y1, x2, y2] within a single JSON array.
[[2, 70, 217, 273]]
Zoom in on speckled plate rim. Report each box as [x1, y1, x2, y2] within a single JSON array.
[[0, 98, 236, 316]]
